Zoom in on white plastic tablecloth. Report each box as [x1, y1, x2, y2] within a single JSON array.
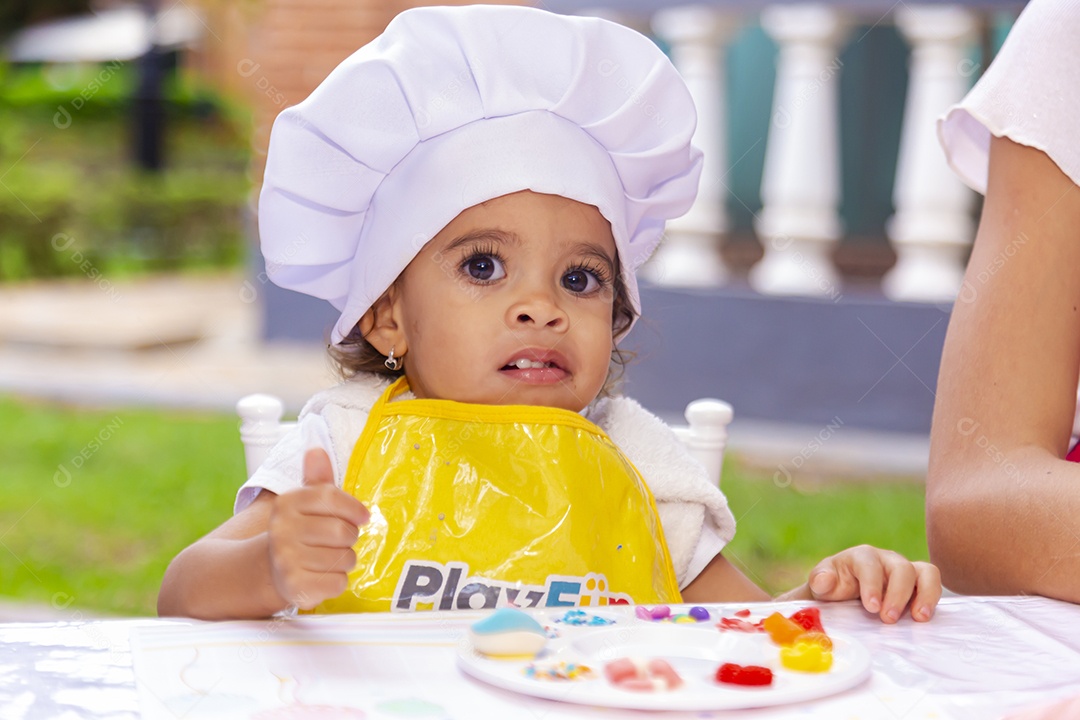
[[1, 596, 1078, 719]]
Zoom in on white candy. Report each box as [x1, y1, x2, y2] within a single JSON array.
[[469, 629, 548, 658]]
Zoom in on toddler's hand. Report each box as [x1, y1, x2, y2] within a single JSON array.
[[268, 448, 369, 610], [805, 545, 941, 623]]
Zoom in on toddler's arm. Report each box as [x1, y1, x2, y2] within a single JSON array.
[[679, 553, 770, 603], [158, 449, 368, 619], [682, 547, 940, 623]]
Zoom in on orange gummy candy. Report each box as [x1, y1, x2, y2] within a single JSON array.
[[763, 612, 805, 646]]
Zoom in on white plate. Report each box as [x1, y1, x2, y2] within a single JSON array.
[[457, 610, 872, 711]]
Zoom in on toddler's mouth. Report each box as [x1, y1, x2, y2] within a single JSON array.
[[502, 358, 560, 371], [498, 351, 571, 383]]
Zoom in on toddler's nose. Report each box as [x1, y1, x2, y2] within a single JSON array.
[[515, 310, 565, 328], [508, 290, 567, 330]]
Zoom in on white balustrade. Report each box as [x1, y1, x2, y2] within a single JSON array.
[[571, 2, 1001, 302], [882, 5, 979, 302], [643, 5, 740, 287], [750, 4, 849, 299]]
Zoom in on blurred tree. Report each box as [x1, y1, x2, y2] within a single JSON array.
[[0, 0, 92, 39]]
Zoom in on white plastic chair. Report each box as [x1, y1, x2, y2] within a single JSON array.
[[237, 394, 734, 487]]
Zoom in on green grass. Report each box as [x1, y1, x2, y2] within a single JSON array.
[[0, 395, 242, 616], [0, 395, 929, 615], [721, 459, 929, 594]]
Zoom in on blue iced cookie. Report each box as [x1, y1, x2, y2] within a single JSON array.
[[469, 608, 547, 659]]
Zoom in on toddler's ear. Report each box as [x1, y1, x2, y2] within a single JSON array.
[[358, 289, 406, 356]]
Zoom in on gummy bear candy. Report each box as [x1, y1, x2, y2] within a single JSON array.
[[780, 640, 834, 672], [716, 663, 774, 687], [796, 631, 833, 651], [789, 607, 825, 633]]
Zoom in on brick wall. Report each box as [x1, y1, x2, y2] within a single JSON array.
[[216, 0, 524, 182]]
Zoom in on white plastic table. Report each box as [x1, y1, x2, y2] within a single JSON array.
[[2, 596, 1078, 719]]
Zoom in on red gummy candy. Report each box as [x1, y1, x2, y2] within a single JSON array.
[[717, 617, 763, 632], [734, 608, 752, 618], [789, 607, 825, 633], [716, 663, 774, 687]]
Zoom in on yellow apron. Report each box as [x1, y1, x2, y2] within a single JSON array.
[[314, 377, 681, 613]]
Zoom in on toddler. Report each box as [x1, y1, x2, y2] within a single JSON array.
[[158, 5, 940, 621]]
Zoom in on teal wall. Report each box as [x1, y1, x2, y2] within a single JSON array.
[[724, 24, 910, 242], [725, 25, 773, 232], [718, 16, 1014, 244]]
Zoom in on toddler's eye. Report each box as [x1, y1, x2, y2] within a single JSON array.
[[463, 255, 505, 282], [562, 269, 600, 294]]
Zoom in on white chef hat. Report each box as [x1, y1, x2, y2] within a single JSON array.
[[258, 4, 702, 344]]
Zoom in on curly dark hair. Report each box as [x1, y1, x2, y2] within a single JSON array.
[[328, 270, 637, 398]]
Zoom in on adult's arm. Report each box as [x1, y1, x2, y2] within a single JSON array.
[[928, 134, 1080, 600]]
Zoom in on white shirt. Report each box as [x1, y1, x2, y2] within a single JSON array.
[[939, 0, 1080, 193], [236, 373, 736, 590]]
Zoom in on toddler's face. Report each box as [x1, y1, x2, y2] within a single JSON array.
[[390, 190, 617, 411]]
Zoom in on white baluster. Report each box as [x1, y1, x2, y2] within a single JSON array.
[[643, 5, 739, 287], [237, 393, 286, 478], [684, 398, 734, 489], [751, 4, 849, 299], [882, 5, 978, 302]]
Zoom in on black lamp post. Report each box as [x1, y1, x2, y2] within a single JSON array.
[[132, 0, 166, 171]]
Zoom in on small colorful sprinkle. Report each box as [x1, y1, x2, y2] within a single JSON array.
[[524, 661, 594, 681], [555, 609, 614, 626]]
